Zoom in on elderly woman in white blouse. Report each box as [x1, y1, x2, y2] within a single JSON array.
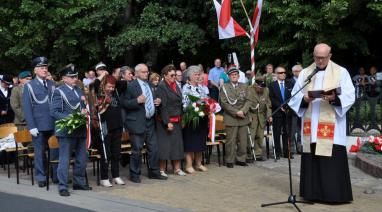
[[182, 65, 209, 173]]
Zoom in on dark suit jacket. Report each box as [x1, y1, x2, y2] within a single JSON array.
[[121, 79, 155, 134], [0, 87, 14, 124], [155, 80, 182, 126], [268, 80, 292, 117]]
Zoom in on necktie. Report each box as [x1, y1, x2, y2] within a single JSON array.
[[43, 80, 47, 89], [143, 82, 154, 118], [280, 81, 285, 101]]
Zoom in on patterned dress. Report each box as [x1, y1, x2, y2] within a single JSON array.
[[182, 83, 209, 152]]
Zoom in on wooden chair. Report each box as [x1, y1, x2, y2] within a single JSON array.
[[120, 131, 149, 169], [0, 123, 16, 128], [87, 148, 101, 186], [46, 136, 60, 190], [0, 126, 18, 175], [0, 125, 17, 138], [206, 114, 226, 166], [13, 130, 33, 184]]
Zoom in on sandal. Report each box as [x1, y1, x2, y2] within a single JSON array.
[[195, 165, 208, 172]]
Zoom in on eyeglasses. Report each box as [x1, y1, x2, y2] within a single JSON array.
[[314, 55, 330, 61], [169, 74, 176, 77], [277, 72, 286, 74]]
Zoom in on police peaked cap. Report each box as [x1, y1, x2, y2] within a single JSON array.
[[31, 56, 49, 68], [1, 74, 13, 85], [60, 64, 78, 77], [95, 62, 107, 70]]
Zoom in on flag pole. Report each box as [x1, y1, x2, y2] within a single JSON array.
[[240, 0, 256, 73], [239, 0, 254, 32]]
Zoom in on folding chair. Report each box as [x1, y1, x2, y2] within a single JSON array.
[[206, 114, 226, 166], [0, 126, 18, 176], [13, 130, 33, 184]]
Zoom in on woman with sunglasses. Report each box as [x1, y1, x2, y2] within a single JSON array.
[[155, 64, 186, 177]]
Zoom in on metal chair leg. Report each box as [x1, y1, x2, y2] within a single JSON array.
[[16, 153, 19, 184], [6, 152, 10, 178], [217, 144, 221, 167], [30, 158, 34, 185]]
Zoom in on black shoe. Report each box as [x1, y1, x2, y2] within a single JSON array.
[[59, 189, 70, 197], [256, 156, 266, 161], [148, 173, 168, 180], [226, 163, 234, 168], [38, 181, 46, 188], [246, 158, 254, 163], [276, 156, 281, 160], [235, 161, 248, 166], [52, 179, 59, 184], [73, 184, 92, 190], [129, 177, 141, 183]]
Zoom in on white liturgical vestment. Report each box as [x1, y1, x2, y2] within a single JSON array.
[[288, 66, 355, 147]]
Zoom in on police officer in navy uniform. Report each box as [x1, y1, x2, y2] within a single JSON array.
[[50, 64, 91, 197], [22, 57, 58, 187]]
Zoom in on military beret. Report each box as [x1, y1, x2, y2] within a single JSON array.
[[227, 66, 239, 75], [18, 71, 32, 79], [60, 64, 78, 77], [31, 56, 49, 68]]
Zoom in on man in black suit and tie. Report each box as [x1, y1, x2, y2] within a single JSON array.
[[268, 66, 293, 159], [121, 63, 167, 183]]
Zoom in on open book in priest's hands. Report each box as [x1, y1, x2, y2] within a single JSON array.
[[308, 87, 341, 98]]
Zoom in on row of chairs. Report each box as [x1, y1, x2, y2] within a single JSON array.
[[0, 115, 229, 188], [0, 124, 103, 190]]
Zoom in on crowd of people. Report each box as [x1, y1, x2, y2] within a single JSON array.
[[0, 43, 367, 203]]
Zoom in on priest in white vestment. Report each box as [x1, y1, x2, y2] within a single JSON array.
[[288, 43, 354, 203]]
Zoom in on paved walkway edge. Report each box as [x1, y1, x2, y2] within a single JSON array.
[[0, 175, 187, 212]]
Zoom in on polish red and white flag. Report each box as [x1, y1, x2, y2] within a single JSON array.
[[213, 0, 247, 39]]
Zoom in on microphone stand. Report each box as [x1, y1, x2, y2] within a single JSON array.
[[261, 75, 316, 212]]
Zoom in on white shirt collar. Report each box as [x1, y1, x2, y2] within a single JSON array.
[[65, 83, 74, 90], [36, 76, 46, 85], [0, 86, 7, 95]]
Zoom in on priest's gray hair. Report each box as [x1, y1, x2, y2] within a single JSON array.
[[186, 65, 201, 78]]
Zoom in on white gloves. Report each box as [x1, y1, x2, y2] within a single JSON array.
[[29, 128, 39, 137]]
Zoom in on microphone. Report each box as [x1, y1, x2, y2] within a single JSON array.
[[304, 68, 319, 83]]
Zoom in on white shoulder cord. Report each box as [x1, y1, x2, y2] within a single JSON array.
[[27, 83, 48, 105], [221, 84, 237, 105], [57, 88, 80, 110], [250, 103, 260, 112]]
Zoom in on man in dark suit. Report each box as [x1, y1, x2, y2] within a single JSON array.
[[268, 66, 293, 159], [121, 63, 167, 183], [23, 57, 58, 187], [0, 74, 15, 124]]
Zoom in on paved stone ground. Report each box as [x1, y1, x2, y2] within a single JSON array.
[[2, 153, 382, 212], [99, 154, 382, 212]]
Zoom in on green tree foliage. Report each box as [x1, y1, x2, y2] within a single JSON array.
[[0, 0, 381, 75]]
